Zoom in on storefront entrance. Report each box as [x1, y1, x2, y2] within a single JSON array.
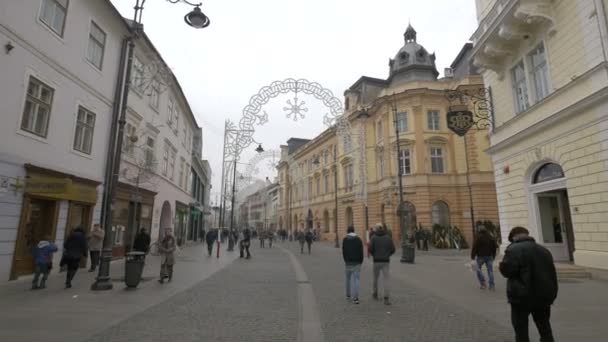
[[529, 163, 575, 262], [12, 198, 58, 277]]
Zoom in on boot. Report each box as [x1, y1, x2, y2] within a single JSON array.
[[384, 297, 391, 306]]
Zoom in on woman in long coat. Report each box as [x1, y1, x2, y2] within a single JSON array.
[[158, 228, 176, 283]]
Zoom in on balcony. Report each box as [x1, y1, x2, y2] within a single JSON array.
[[471, 0, 556, 79]]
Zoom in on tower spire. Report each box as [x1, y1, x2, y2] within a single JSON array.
[[404, 23, 417, 43]]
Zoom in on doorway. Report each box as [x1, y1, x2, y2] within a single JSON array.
[[529, 163, 575, 262], [12, 198, 58, 278]]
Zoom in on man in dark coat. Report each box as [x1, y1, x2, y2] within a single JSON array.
[[342, 225, 364, 304], [133, 228, 151, 254], [305, 229, 314, 254], [471, 227, 499, 290], [499, 226, 558, 342], [240, 227, 252, 259], [205, 229, 217, 256], [369, 223, 395, 305], [61, 227, 88, 289]]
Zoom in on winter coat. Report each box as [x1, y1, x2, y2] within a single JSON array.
[[133, 232, 151, 253], [342, 233, 364, 265], [206, 230, 217, 244], [33, 241, 58, 265], [297, 232, 306, 243], [305, 231, 314, 243], [369, 230, 395, 263], [499, 236, 558, 307], [471, 231, 498, 259], [159, 235, 177, 265], [63, 230, 88, 260], [88, 226, 105, 251]]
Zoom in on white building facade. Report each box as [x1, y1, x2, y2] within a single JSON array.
[[0, 0, 130, 280]]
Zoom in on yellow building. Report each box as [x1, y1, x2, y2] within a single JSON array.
[[472, 0, 608, 268], [277, 26, 499, 245]]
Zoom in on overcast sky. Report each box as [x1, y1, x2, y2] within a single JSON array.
[[110, 0, 478, 204]]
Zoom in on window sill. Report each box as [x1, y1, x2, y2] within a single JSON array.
[[84, 57, 104, 76], [16, 129, 49, 144], [71, 149, 93, 160]]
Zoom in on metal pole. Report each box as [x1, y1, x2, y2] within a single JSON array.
[[228, 148, 237, 251], [463, 133, 477, 239], [334, 144, 340, 248], [218, 121, 229, 229]]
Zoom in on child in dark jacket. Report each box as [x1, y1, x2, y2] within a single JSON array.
[[32, 238, 58, 289]]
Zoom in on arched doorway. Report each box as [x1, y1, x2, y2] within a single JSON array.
[[529, 162, 575, 261], [431, 201, 450, 227], [323, 210, 330, 233], [159, 201, 172, 240], [345, 207, 354, 227]]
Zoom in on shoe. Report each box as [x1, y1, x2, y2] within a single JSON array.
[[158, 279, 164, 284], [383, 297, 391, 306], [372, 292, 379, 300], [65, 283, 72, 289], [353, 298, 360, 304]]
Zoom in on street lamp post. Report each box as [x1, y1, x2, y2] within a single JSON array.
[[333, 144, 340, 248], [391, 94, 415, 263], [92, 0, 210, 291]]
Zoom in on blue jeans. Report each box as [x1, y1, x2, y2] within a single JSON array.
[[345, 264, 361, 299], [476, 256, 495, 287]]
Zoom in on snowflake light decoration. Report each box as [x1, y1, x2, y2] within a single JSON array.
[[283, 97, 308, 121]]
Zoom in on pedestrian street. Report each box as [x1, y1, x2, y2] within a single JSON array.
[[1, 241, 607, 342]]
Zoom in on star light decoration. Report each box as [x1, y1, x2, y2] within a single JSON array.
[[283, 96, 308, 121]]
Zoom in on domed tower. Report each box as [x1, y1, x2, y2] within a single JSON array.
[[388, 24, 439, 86]]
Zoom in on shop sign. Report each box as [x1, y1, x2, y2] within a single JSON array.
[[26, 178, 71, 193], [447, 110, 474, 137]]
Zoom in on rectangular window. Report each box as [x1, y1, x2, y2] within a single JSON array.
[[167, 99, 175, 126], [169, 150, 176, 179], [398, 149, 412, 175], [376, 121, 383, 142], [431, 147, 445, 174], [183, 125, 187, 145], [174, 110, 180, 134], [511, 61, 529, 113], [73, 107, 95, 154], [529, 43, 550, 102], [315, 178, 320, 196], [378, 155, 385, 178], [40, 0, 68, 37], [123, 123, 136, 156], [427, 111, 440, 131], [162, 144, 169, 175], [149, 79, 160, 109], [395, 112, 408, 133], [86, 21, 106, 69], [144, 137, 155, 166], [179, 158, 185, 189], [21, 77, 54, 137], [324, 174, 330, 194], [308, 179, 313, 199], [344, 164, 354, 191], [131, 57, 145, 92]]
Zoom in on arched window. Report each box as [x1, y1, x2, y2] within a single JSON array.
[[533, 163, 565, 184], [432, 201, 450, 227]]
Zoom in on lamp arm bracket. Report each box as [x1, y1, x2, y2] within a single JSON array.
[[167, 0, 202, 6]]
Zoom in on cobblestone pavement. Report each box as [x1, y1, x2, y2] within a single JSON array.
[[86, 246, 299, 342], [286, 242, 513, 342], [5, 241, 608, 341]]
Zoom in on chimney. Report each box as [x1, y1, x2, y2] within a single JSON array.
[[444, 68, 454, 78]]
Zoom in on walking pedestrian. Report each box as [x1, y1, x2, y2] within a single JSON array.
[[422, 228, 430, 251], [206, 229, 217, 256], [471, 227, 499, 290], [158, 228, 176, 283], [31, 236, 58, 290], [415, 227, 423, 250], [240, 227, 252, 259], [268, 231, 274, 248], [259, 230, 266, 248], [305, 229, 314, 254], [297, 230, 306, 254], [369, 223, 395, 305], [61, 227, 88, 289], [133, 228, 151, 254], [87, 223, 104, 272], [342, 225, 363, 304], [500, 226, 558, 342], [367, 227, 376, 258]]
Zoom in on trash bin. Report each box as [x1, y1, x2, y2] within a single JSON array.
[[400, 244, 415, 263], [124, 251, 146, 288]]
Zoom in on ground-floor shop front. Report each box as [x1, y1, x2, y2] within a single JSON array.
[[8, 164, 101, 280]]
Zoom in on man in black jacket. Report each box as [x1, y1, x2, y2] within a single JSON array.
[[133, 228, 151, 254], [471, 227, 499, 290], [342, 225, 363, 304], [500, 226, 558, 342], [369, 223, 395, 305]]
